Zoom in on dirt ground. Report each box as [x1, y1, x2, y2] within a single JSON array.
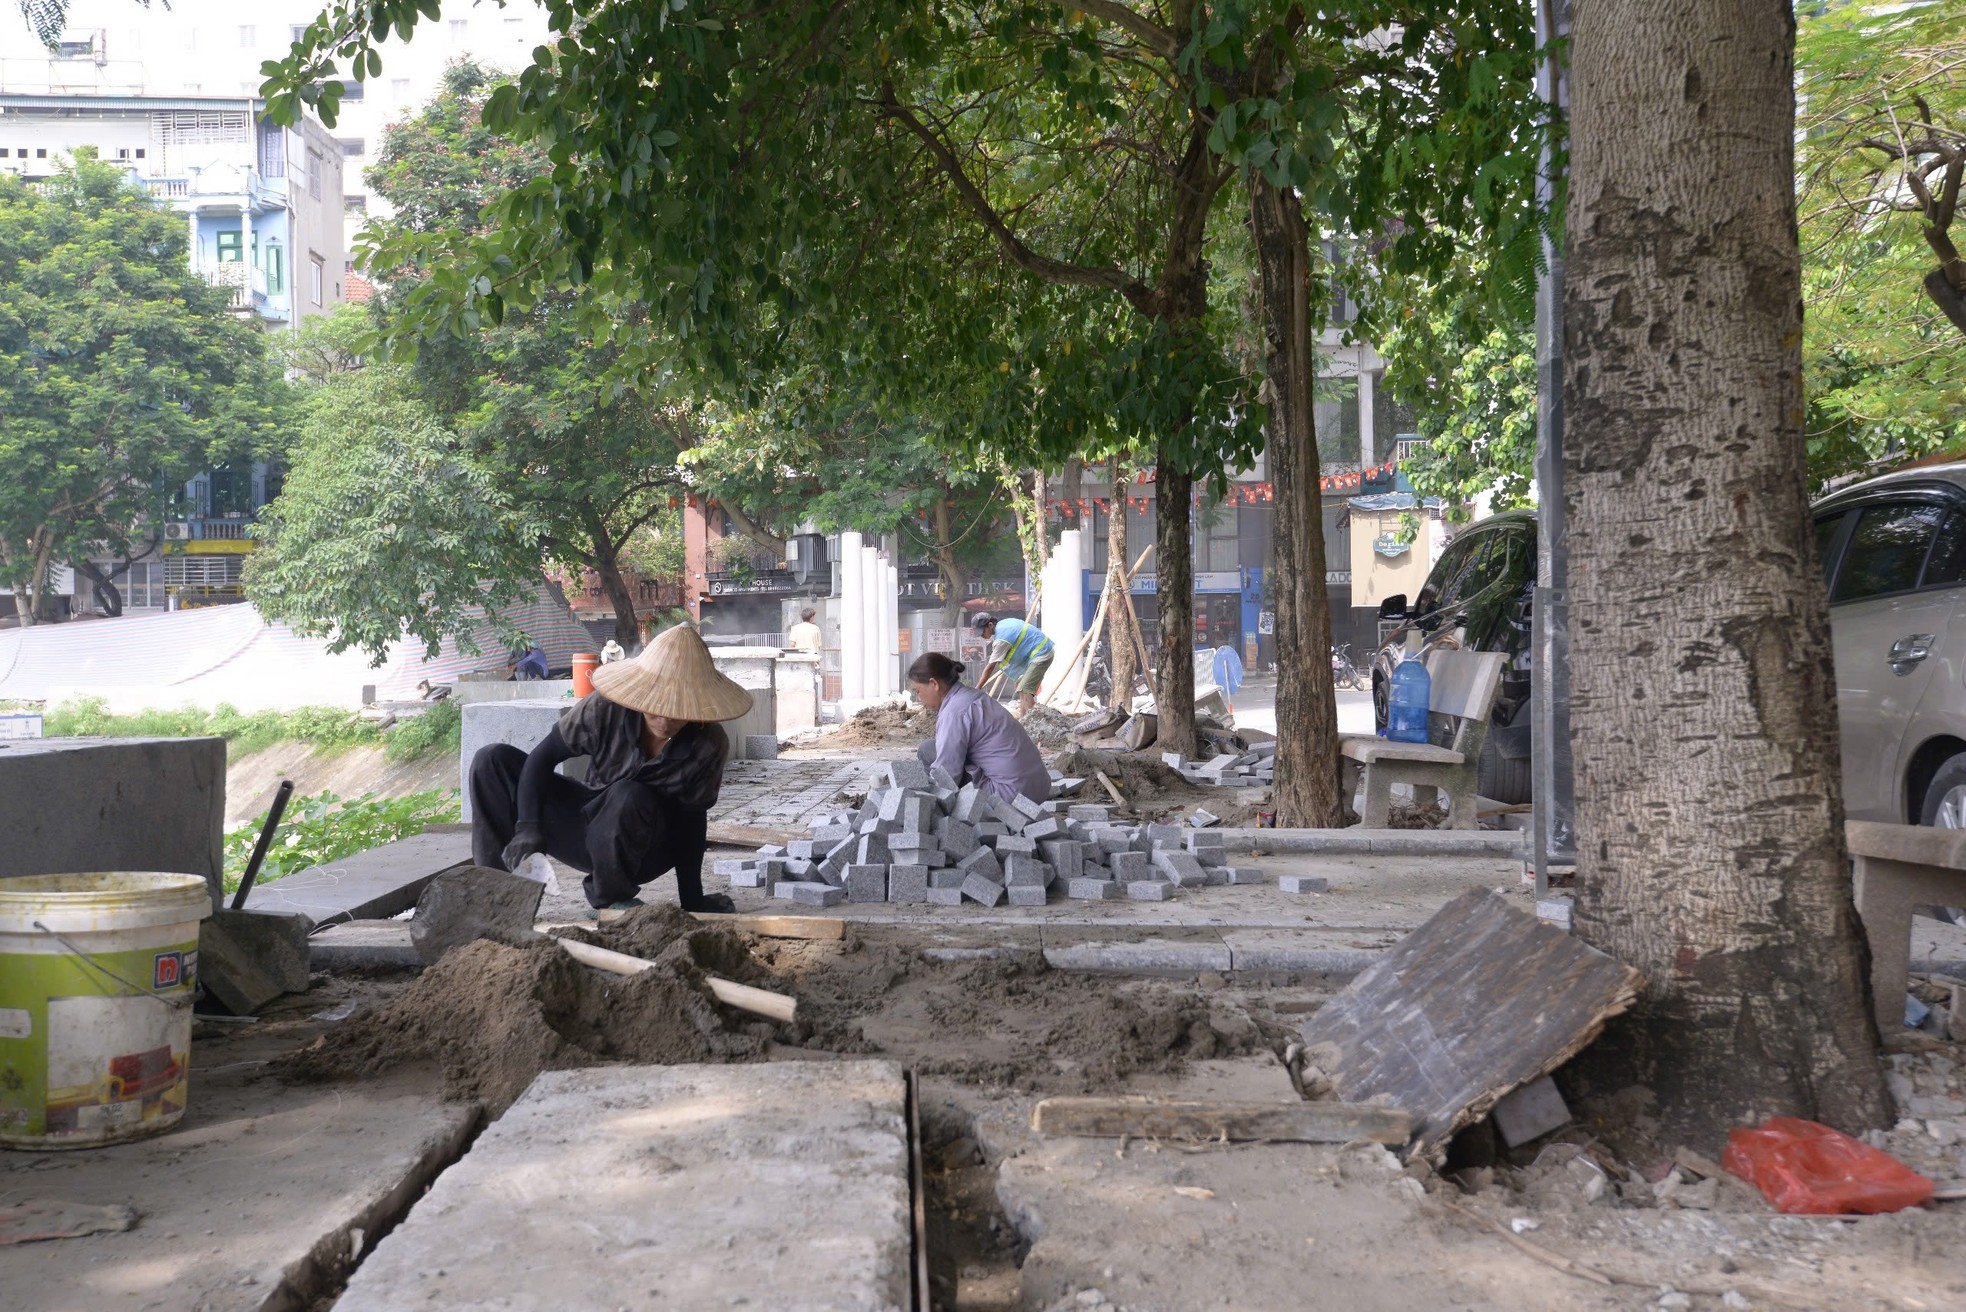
[[252, 910, 1966, 1311]]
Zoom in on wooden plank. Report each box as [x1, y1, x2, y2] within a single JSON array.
[[707, 821, 801, 848], [693, 912, 846, 941], [1031, 1097, 1409, 1145], [1300, 889, 1642, 1159], [557, 937, 797, 1023]]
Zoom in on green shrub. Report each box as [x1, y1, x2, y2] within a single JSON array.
[[224, 788, 461, 892], [43, 697, 381, 758], [384, 698, 461, 763]]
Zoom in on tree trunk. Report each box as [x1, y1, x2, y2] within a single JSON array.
[[1029, 469, 1051, 573], [579, 506, 644, 648], [1106, 457, 1140, 705], [77, 559, 123, 618], [1249, 176, 1345, 827], [932, 491, 969, 629], [1566, 0, 1888, 1143], [1154, 461, 1196, 757]]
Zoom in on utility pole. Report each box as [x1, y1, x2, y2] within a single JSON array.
[[1531, 0, 1576, 895]]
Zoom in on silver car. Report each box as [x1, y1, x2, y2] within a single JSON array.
[[1814, 463, 1966, 826]]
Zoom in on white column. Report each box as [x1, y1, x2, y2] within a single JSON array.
[[887, 562, 902, 693], [860, 544, 882, 702], [1038, 528, 1085, 700], [1358, 364, 1376, 470], [839, 531, 864, 703]]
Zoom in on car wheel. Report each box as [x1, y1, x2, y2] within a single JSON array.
[[1916, 755, 1966, 926], [1479, 736, 1533, 806]]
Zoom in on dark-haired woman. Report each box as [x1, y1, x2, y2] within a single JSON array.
[[907, 652, 1052, 803]]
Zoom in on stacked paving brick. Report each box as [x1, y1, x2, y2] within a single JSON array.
[[713, 761, 1272, 907], [1159, 742, 1276, 790]]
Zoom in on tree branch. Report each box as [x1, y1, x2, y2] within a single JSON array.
[[880, 89, 1154, 309], [1058, 0, 1179, 60]]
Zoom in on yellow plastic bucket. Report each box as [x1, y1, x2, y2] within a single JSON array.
[[0, 873, 212, 1149]]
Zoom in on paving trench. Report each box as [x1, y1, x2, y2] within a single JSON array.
[[10, 754, 1966, 1310]]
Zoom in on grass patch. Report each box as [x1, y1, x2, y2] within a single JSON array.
[[44, 696, 460, 763], [224, 788, 461, 892]]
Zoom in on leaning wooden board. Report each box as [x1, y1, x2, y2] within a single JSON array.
[[1300, 889, 1643, 1159], [1032, 1097, 1409, 1145]]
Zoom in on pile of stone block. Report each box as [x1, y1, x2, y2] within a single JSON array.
[[1160, 742, 1276, 788], [713, 760, 1267, 908]]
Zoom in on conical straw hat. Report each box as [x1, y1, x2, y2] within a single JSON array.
[[590, 625, 754, 722]]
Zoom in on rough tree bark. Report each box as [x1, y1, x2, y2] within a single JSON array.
[[932, 491, 969, 630], [1249, 176, 1344, 827], [1105, 457, 1141, 704], [577, 505, 645, 649], [1155, 463, 1197, 757], [1566, 0, 1889, 1143]]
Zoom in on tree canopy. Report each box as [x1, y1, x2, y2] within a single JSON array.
[[0, 153, 285, 623]]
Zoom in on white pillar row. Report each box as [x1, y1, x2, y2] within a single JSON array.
[[860, 544, 882, 702], [882, 561, 900, 694], [839, 531, 864, 704], [1358, 362, 1376, 470]]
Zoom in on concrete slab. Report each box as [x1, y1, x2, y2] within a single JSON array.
[[458, 700, 586, 822], [337, 1062, 914, 1311], [1041, 925, 1232, 974], [243, 832, 471, 925], [0, 1064, 474, 1311], [0, 736, 225, 908], [1220, 927, 1403, 974], [310, 921, 421, 971]]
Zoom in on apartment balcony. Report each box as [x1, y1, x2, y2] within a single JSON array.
[[202, 262, 261, 311]]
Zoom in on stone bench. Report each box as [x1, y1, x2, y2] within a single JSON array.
[[1337, 650, 1506, 830], [1847, 819, 1966, 1029]]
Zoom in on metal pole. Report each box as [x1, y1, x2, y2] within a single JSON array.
[[1531, 0, 1576, 897]]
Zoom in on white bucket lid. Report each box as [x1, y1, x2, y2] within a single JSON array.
[[0, 873, 213, 936]]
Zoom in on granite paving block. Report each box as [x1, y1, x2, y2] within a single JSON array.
[[961, 873, 1006, 907], [1039, 839, 1084, 882], [1067, 878, 1122, 900], [1003, 856, 1047, 888], [926, 886, 966, 906], [1022, 815, 1064, 841], [929, 868, 967, 890], [1279, 875, 1330, 894], [1110, 851, 1152, 882], [1006, 884, 1048, 907], [887, 759, 934, 791], [955, 847, 1002, 882], [1011, 792, 1048, 820], [1153, 850, 1206, 883], [887, 865, 929, 903], [776, 881, 846, 907], [933, 818, 980, 860], [1125, 880, 1173, 901], [845, 864, 889, 903]]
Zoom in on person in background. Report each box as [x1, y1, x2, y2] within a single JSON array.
[[972, 612, 1054, 718], [470, 625, 753, 916], [600, 638, 626, 664], [907, 652, 1051, 803], [787, 607, 823, 654], [509, 636, 549, 681]]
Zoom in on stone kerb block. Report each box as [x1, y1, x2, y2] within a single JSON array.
[[460, 700, 588, 823], [1, 737, 228, 908]]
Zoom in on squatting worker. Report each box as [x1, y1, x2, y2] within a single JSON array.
[[972, 612, 1054, 718], [907, 652, 1052, 804], [787, 607, 822, 654], [469, 625, 752, 917]]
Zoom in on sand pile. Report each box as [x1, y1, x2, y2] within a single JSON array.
[[1018, 704, 1078, 749], [277, 907, 767, 1111], [827, 702, 937, 748]]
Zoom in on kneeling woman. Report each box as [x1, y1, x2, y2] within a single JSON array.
[[469, 625, 752, 915], [908, 652, 1052, 803]]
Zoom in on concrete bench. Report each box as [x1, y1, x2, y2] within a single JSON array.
[[1337, 650, 1506, 830], [1847, 819, 1966, 1029]]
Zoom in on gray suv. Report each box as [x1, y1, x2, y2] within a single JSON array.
[[1813, 464, 1966, 825]]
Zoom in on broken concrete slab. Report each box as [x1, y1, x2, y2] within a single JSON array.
[[336, 1063, 912, 1311], [243, 832, 472, 924], [1213, 828, 1526, 857], [199, 911, 305, 1015], [1042, 927, 1229, 974], [409, 866, 547, 965], [207, 907, 311, 992]]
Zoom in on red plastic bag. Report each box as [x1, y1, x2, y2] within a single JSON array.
[[1723, 1117, 1934, 1215]]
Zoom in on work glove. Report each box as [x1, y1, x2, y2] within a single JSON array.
[[500, 823, 546, 872]]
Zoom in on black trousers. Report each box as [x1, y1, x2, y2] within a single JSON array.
[[469, 744, 709, 908]]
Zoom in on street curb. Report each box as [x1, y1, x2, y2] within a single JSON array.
[[1218, 828, 1525, 857]]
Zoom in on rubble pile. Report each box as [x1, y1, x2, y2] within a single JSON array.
[[715, 760, 1276, 907], [1159, 743, 1276, 789]]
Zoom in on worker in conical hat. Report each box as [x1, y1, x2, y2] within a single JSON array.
[[470, 624, 753, 916]]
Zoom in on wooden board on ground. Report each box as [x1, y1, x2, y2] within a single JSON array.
[[693, 912, 847, 941], [1032, 1096, 1409, 1145], [1300, 888, 1642, 1160], [706, 821, 801, 848]]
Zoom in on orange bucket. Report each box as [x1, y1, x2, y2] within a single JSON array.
[[572, 652, 600, 697]]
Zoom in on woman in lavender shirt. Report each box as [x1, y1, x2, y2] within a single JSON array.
[[908, 653, 1053, 804]]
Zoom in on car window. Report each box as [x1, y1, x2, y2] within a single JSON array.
[[1414, 537, 1475, 614], [1814, 512, 1848, 587], [1433, 534, 1496, 611], [1832, 503, 1948, 603], [1923, 513, 1966, 588]]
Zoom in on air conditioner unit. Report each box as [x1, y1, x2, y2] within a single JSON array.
[[163, 522, 192, 541]]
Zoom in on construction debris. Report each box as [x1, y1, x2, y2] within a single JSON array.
[[1031, 1096, 1410, 1145], [717, 759, 1269, 906], [1300, 889, 1643, 1159]]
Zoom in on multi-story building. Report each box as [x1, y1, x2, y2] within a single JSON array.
[[1, 0, 552, 252]]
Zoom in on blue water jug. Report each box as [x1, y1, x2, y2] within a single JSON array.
[[1386, 654, 1431, 743]]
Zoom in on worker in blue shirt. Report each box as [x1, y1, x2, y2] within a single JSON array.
[[973, 612, 1055, 718]]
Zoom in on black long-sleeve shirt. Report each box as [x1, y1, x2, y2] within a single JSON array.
[[516, 694, 730, 825]]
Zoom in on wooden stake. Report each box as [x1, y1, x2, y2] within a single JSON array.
[[556, 937, 798, 1023]]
